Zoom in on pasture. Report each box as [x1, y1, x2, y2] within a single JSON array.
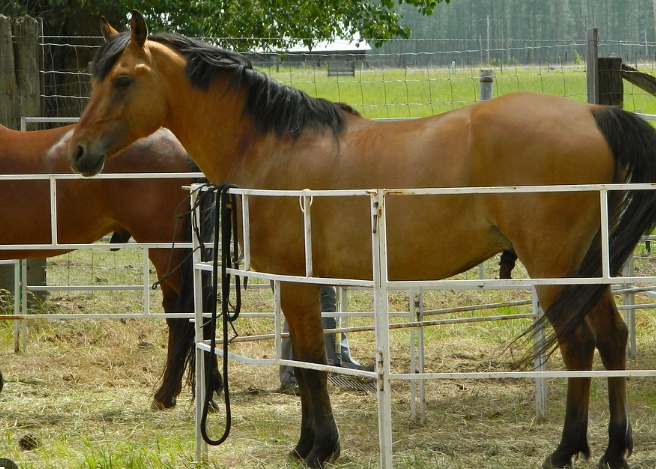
[[2, 247, 656, 468], [3, 61, 656, 468], [264, 64, 656, 117]]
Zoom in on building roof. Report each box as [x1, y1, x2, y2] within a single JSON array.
[[286, 37, 371, 53]]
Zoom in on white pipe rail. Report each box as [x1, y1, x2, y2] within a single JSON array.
[[192, 182, 656, 468], [0, 170, 200, 349]]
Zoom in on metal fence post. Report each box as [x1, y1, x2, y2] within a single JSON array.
[[586, 28, 599, 104], [479, 69, 494, 101]]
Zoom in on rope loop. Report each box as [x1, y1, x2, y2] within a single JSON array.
[[299, 188, 314, 213], [196, 182, 242, 446]]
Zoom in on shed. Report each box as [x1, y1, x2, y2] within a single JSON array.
[[248, 36, 371, 73]]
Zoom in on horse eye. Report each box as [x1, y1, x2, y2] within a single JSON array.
[[114, 75, 133, 90]]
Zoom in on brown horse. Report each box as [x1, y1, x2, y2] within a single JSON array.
[[67, 11, 656, 469], [0, 122, 221, 410]]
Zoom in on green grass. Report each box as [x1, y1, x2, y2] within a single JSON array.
[[260, 63, 656, 118]]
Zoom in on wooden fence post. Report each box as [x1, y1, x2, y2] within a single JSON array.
[[597, 57, 623, 107], [0, 15, 17, 128], [0, 15, 45, 309], [0, 15, 40, 129], [12, 15, 41, 124]]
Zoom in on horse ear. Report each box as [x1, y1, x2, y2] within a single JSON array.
[[100, 16, 119, 42], [129, 9, 148, 48]]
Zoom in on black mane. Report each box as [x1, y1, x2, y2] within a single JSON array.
[[92, 31, 355, 138]]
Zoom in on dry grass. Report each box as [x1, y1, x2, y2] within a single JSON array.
[[1, 249, 656, 468]]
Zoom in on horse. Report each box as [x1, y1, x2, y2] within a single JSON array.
[[0, 122, 222, 410], [66, 11, 656, 469]]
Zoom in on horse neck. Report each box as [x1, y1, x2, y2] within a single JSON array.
[[0, 125, 74, 173], [162, 69, 254, 184]]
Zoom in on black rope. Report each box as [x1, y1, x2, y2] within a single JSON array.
[[150, 188, 200, 291], [199, 183, 242, 446]]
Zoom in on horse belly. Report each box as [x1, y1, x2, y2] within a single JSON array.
[[384, 194, 504, 280]]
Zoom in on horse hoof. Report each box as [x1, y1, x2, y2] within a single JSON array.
[[542, 455, 573, 469], [287, 449, 303, 462], [300, 440, 341, 468], [208, 398, 221, 413], [598, 457, 630, 469], [328, 440, 341, 462], [150, 396, 176, 411], [150, 400, 166, 411]]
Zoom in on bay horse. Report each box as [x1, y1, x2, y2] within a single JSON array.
[[67, 11, 656, 469], [0, 122, 222, 410]]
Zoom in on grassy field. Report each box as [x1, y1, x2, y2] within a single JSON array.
[[262, 63, 656, 118], [2, 65, 656, 468]]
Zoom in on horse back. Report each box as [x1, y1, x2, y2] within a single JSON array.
[[0, 125, 195, 256]]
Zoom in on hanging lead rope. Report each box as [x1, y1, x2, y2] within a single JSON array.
[[199, 183, 242, 446]]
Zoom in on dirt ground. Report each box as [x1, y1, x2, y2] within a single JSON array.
[[1, 254, 656, 468]]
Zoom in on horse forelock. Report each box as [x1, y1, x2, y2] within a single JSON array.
[[149, 32, 350, 138], [92, 31, 131, 80]]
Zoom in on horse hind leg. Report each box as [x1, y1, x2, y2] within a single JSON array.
[[540, 287, 597, 468], [499, 249, 518, 279], [542, 287, 632, 469], [588, 290, 632, 469], [152, 317, 191, 409], [152, 318, 223, 411]]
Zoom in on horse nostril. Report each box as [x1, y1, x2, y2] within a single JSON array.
[[74, 144, 85, 163], [69, 143, 93, 175]]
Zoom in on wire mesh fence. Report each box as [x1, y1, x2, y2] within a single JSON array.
[[18, 35, 656, 125]]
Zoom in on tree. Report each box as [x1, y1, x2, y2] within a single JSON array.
[[1, 0, 449, 118], [2, 0, 451, 49]]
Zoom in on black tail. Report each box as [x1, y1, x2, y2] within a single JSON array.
[[532, 107, 656, 360], [169, 210, 199, 392]]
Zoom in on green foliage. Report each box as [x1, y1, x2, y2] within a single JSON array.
[[2, 0, 450, 49]]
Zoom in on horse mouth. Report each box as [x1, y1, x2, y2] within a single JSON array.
[[70, 143, 106, 177]]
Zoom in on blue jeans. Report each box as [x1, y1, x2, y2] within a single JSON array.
[[279, 286, 360, 386]]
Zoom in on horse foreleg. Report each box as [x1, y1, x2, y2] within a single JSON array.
[[281, 282, 340, 468], [588, 291, 632, 469], [543, 312, 596, 468]]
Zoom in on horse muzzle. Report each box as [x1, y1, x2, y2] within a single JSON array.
[[68, 142, 106, 177]]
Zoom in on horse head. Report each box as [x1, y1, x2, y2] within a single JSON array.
[[68, 11, 168, 176]]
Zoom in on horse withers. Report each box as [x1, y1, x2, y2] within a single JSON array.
[[67, 11, 656, 469], [0, 122, 221, 410]]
